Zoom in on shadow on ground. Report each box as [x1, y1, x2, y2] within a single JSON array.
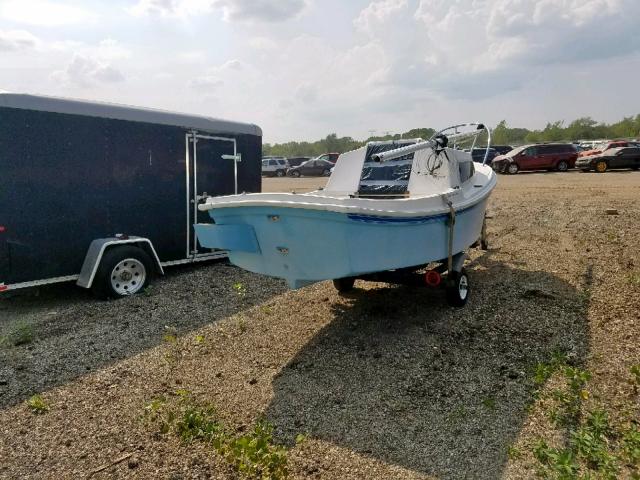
[[0, 260, 285, 409], [266, 254, 591, 479]]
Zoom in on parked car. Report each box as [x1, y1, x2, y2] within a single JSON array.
[[286, 156, 311, 167], [578, 140, 632, 158], [261, 157, 289, 177], [312, 153, 340, 164], [492, 145, 514, 156], [576, 147, 640, 173], [467, 147, 497, 165], [492, 143, 578, 174], [287, 158, 334, 177]]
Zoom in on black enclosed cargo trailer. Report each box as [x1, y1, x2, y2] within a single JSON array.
[[0, 94, 262, 297]]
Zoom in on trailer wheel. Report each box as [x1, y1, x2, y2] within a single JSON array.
[[333, 277, 355, 293], [446, 269, 469, 307], [92, 246, 154, 299]]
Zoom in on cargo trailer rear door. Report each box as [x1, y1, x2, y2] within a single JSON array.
[[188, 133, 238, 256]]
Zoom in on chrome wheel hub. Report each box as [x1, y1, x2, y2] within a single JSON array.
[[458, 275, 469, 300], [110, 258, 146, 295]]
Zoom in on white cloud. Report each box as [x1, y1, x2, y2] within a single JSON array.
[[212, 0, 307, 22], [0, 0, 94, 26], [354, 0, 407, 34], [128, 0, 307, 21], [350, 0, 640, 100], [187, 75, 224, 89], [51, 54, 125, 88], [0, 29, 39, 51]]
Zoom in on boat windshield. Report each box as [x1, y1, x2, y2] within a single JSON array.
[[358, 141, 417, 196]]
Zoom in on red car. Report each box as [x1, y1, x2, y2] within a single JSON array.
[[492, 143, 578, 174], [578, 140, 631, 158]]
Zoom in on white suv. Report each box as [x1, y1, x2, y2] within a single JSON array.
[[262, 157, 289, 177]]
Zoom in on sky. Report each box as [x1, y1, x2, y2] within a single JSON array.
[[1, 0, 640, 143]]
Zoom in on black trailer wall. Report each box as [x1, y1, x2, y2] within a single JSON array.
[[0, 107, 261, 284]]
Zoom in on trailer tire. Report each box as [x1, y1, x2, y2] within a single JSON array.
[[333, 277, 355, 293], [446, 268, 469, 307], [92, 245, 154, 299]]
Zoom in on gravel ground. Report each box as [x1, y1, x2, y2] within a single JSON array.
[[0, 171, 638, 479]]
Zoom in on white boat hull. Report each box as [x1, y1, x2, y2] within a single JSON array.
[[195, 193, 490, 289]]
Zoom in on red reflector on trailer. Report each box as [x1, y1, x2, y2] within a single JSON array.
[[0, 285, 7, 292], [0, 226, 5, 233], [425, 270, 442, 287]]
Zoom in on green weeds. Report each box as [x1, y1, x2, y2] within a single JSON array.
[[3, 322, 35, 347], [27, 394, 49, 414], [143, 392, 290, 479], [530, 364, 640, 479]]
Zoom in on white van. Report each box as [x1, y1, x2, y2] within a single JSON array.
[[261, 157, 289, 177]]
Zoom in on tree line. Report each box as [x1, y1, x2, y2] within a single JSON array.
[[263, 115, 640, 157]]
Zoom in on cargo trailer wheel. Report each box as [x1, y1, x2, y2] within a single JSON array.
[[276, 169, 285, 177], [557, 160, 568, 171], [92, 246, 154, 299], [446, 269, 469, 307], [507, 163, 519, 174], [333, 277, 355, 293]]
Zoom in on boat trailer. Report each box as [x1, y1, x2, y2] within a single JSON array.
[[332, 212, 488, 307]]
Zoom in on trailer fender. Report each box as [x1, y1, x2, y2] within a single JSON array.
[[76, 236, 164, 289]]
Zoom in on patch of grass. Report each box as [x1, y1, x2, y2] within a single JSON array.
[[622, 425, 640, 465], [627, 272, 640, 286], [143, 285, 155, 296], [533, 439, 579, 479], [631, 364, 640, 385], [482, 396, 497, 411], [27, 394, 49, 414], [162, 325, 177, 344], [446, 405, 467, 423], [507, 445, 522, 460], [531, 351, 569, 388], [194, 334, 205, 345], [9, 323, 35, 346], [237, 319, 247, 334], [532, 364, 640, 479], [143, 395, 290, 479], [233, 282, 247, 297], [549, 366, 591, 427], [571, 411, 618, 478], [221, 420, 288, 479]]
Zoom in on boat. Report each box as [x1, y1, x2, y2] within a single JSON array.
[[195, 123, 497, 306]]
